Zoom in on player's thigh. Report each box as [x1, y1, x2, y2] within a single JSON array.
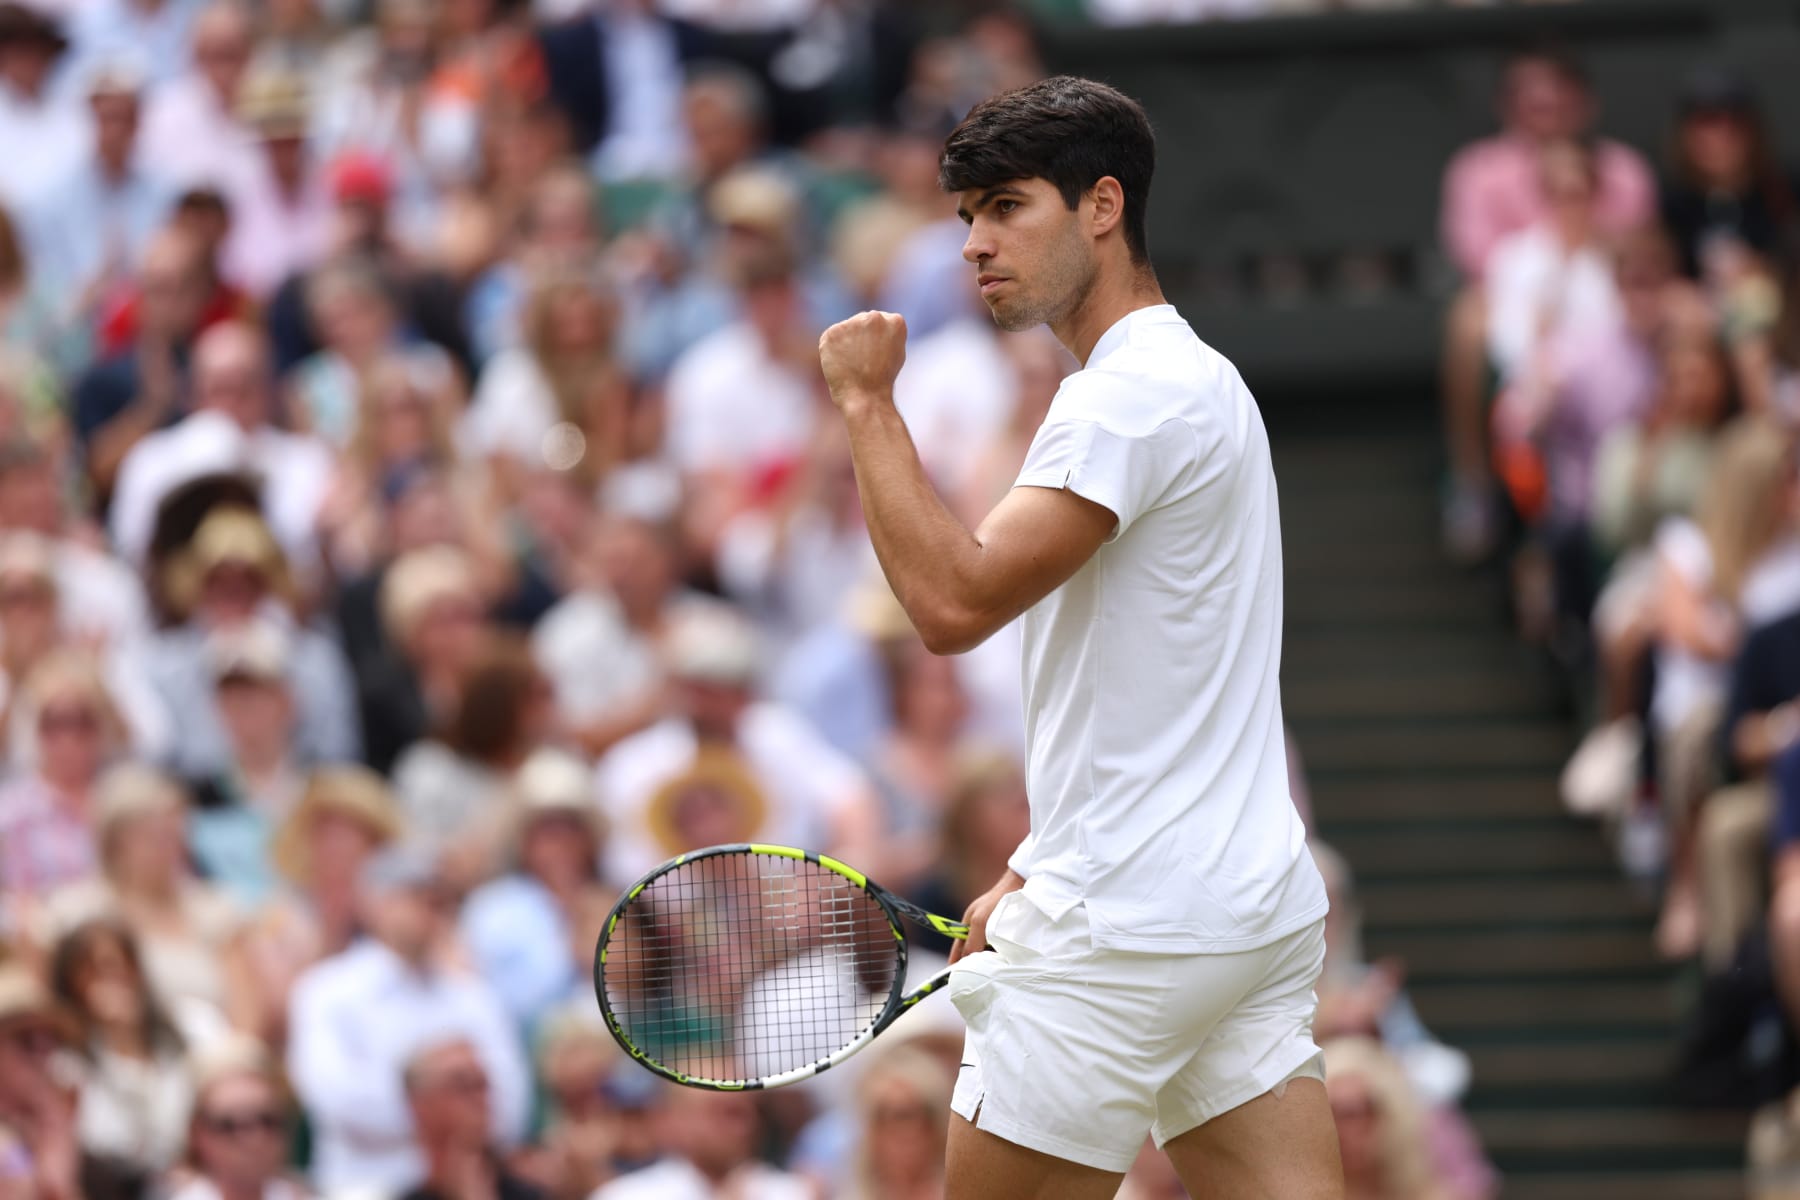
[[1162, 1076, 1343, 1200], [946, 1113, 1125, 1200]]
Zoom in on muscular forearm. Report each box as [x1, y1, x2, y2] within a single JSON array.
[[841, 395, 997, 652]]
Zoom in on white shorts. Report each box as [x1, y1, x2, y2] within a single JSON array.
[[948, 891, 1326, 1173]]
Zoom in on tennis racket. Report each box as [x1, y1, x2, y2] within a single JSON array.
[[593, 842, 969, 1091]]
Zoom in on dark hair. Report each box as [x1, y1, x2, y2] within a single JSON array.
[[50, 917, 185, 1058], [441, 633, 544, 765], [1502, 42, 1589, 94], [939, 75, 1156, 266]]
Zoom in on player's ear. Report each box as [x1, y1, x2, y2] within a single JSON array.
[[1086, 176, 1126, 243]]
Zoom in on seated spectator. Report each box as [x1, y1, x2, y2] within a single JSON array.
[[36, 765, 251, 1033], [184, 620, 310, 905], [0, 960, 147, 1200], [461, 165, 604, 364], [161, 1037, 309, 1200], [517, 1013, 654, 1200], [459, 749, 609, 1034], [0, 3, 88, 215], [285, 845, 529, 1196], [1660, 68, 1796, 283], [1436, 46, 1654, 560], [0, 653, 130, 908], [596, 603, 881, 881], [463, 262, 634, 491], [137, 507, 358, 778], [359, 544, 490, 774], [62, 0, 200, 99], [592, 1086, 808, 1200], [1324, 1036, 1471, 1200], [137, 3, 257, 197], [220, 68, 333, 301], [842, 1044, 952, 1200], [399, 1038, 543, 1200], [910, 747, 1029, 958], [108, 322, 335, 578], [391, 632, 555, 892], [866, 638, 972, 888], [286, 257, 461, 451], [48, 918, 195, 1173], [1650, 417, 1800, 958], [241, 764, 401, 1046]]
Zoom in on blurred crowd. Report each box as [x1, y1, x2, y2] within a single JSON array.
[[1428, 41, 1800, 1195]]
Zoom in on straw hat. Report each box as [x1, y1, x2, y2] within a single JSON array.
[[511, 748, 604, 845], [163, 508, 293, 616], [643, 747, 768, 857], [272, 766, 402, 883], [379, 546, 476, 645]]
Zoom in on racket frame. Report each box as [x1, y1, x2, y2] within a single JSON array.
[[593, 842, 968, 1092]]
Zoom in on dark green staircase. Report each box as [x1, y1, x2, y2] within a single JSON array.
[[1271, 400, 1749, 1200]]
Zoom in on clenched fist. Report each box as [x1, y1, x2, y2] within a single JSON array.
[[818, 310, 908, 412]]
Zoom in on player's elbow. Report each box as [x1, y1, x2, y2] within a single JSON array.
[[914, 604, 993, 656]]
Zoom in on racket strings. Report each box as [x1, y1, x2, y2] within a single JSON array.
[[602, 852, 901, 1084]]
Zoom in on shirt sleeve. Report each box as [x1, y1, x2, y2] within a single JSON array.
[[1014, 411, 1194, 543]]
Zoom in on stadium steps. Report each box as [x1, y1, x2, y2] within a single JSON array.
[[1269, 416, 1748, 1199]]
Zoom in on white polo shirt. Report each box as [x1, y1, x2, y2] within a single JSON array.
[[1007, 304, 1326, 953]]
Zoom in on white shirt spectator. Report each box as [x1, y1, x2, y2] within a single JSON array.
[[137, 72, 257, 190], [23, 157, 172, 314], [462, 349, 561, 468], [0, 81, 90, 211], [1484, 226, 1623, 383], [662, 323, 817, 476], [530, 589, 663, 728], [53, 540, 153, 648], [591, 1159, 811, 1200], [108, 411, 334, 573], [287, 939, 531, 1196], [596, 702, 872, 882], [892, 319, 1016, 496], [59, 0, 201, 96], [1007, 304, 1325, 951]]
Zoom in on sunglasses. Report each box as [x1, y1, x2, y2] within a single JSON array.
[[202, 1110, 284, 1137]]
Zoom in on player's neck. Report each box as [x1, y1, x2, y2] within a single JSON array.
[[1053, 265, 1167, 367]]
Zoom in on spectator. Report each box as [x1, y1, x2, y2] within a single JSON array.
[[71, 228, 207, 494], [1660, 68, 1796, 282], [462, 164, 604, 364], [36, 764, 251, 1032], [184, 619, 309, 905], [48, 918, 194, 1173], [219, 68, 332, 300], [62, 0, 200, 97], [399, 1038, 542, 1200], [534, 0, 688, 175], [591, 1086, 808, 1200], [24, 62, 172, 330], [137, 2, 259, 194], [0, 960, 142, 1200], [520, 1014, 654, 1200], [843, 1045, 952, 1200], [910, 747, 1028, 958], [1324, 1036, 1464, 1200], [0, 652, 130, 908], [162, 1038, 309, 1200], [0, 2, 87, 212], [1437, 46, 1655, 559], [463, 263, 634, 490], [136, 506, 357, 778], [240, 764, 401, 1045], [865, 638, 970, 887], [359, 544, 489, 774], [596, 602, 881, 881], [459, 748, 610, 1033], [391, 632, 554, 890], [285, 844, 530, 1196]]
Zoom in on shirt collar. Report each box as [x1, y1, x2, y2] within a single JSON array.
[[1086, 304, 1179, 368]]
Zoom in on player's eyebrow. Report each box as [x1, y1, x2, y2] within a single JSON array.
[[956, 186, 1020, 225]]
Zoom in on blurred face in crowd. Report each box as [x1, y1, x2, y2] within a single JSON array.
[[964, 768, 1030, 864], [199, 560, 270, 625], [894, 645, 968, 743], [217, 674, 294, 763], [659, 1088, 759, 1182], [519, 811, 594, 891], [367, 369, 439, 468], [137, 233, 208, 343], [89, 90, 139, 173], [959, 176, 1100, 334], [68, 926, 149, 1031], [1680, 108, 1755, 190], [0, 569, 58, 665], [668, 780, 750, 848], [364, 881, 442, 964], [174, 195, 231, 263], [1613, 233, 1675, 336], [595, 517, 676, 623], [37, 688, 107, 790], [861, 1070, 943, 1189], [526, 174, 600, 258], [0, 458, 61, 534], [1659, 338, 1731, 429], [107, 803, 187, 894], [389, 474, 462, 552], [0, 1014, 63, 1113], [683, 82, 759, 183], [742, 273, 800, 348], [407, 591, 486, 675], [1327, 1072, 1383, 1184], [545, 281, 614, 356], [194, 324, 271, 429], [677, 678, 750, 744], [0, 35, 60, 97], [306, 808, 384, 891], [192, 1072, 287, 1187], [1502, 57, 1589, 142], [192, 6, 252, 107], [1539, 143, 1597, 246], [311, 276, 395, 361], [407, 1041, 491, 1146], [378, 0, 435, 79]]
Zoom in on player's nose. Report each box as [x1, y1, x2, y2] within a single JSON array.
[[961, 224, 992, 265]]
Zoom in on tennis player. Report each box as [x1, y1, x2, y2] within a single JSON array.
[[817, 76, 1340, 1197]]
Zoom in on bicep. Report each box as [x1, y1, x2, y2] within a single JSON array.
[[953, 484, 1116, 637]]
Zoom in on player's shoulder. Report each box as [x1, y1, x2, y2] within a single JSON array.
[[1054, 317, 1242, 434]]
